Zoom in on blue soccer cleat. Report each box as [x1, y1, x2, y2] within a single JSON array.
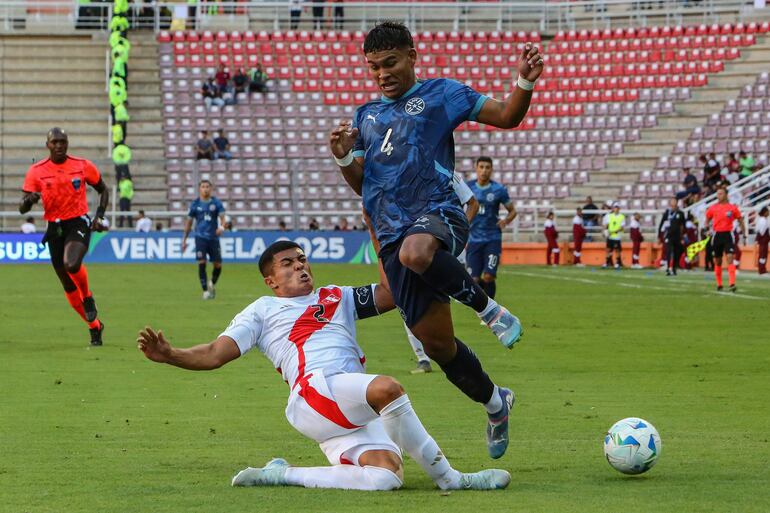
[[484, 306, 523, 349], [487, 388, 515, 459], [231, 458, 289, 487]]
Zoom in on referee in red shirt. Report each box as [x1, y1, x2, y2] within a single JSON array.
[[19, 128, 110, 345], [705, 187, 746, 292]]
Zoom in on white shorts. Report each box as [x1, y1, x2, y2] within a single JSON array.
[[285, 369, 401, 466]]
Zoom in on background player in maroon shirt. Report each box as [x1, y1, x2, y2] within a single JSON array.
[[544, 211, 559, 265], [572, 208, 586, 266]]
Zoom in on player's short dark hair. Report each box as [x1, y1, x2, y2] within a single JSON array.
[[476, 156, 493, 167], [259, 240, 303, 277], [760, 206, 769, 216], [199, 179, 212, 186], [363, 21, 414, 54]]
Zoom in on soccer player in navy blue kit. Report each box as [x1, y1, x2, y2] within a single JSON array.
[[466, 157, 517, 299], [329, 21, 543, 459], [183, 179, 226, 299]]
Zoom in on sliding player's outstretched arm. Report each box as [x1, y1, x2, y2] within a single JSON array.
[[476, 43, 544, 129], [137, 326, 240, 370]]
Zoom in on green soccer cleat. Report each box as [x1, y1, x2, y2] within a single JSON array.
[[231, 458, 289, 487]]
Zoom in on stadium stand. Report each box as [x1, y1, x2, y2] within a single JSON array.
[[156, 22, 768, 230], [0, 33, 167, 222]]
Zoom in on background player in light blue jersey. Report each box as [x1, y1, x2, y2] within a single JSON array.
[[466, 157, 517, 300], [329, 22, 543, 459], [183, 179, 226, 300]]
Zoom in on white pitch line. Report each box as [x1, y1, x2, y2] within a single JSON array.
[[544, 267, 770, 292], [503, 270, 766, 300]]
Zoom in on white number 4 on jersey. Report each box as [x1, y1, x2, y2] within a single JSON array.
[[381, 128, 394, 156]]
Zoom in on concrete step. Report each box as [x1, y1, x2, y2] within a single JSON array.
[[603, 156, 658, 174], [4, 134, 111, 147], [2, 107, 104, 121], [619, 141, 678, 156], [4, 120, 162, 134], [2, 69, 159, 83], [3, 121, 106, 133], [657, 116, 707, 130], [3, 83, 105, 95], [639, 127, 694, 142]]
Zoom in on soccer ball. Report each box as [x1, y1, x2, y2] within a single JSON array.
[[603, 417, 661, 475]]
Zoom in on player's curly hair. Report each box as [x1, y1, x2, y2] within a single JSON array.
[[363, 21, 414, 54], [259, 240, 303, 277]]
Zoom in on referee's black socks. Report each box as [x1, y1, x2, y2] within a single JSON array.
[[420, 249, 488, 312]]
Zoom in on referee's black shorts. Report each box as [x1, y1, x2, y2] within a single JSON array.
[[43, 216, 91, 268], [712, 231, 735, 258]]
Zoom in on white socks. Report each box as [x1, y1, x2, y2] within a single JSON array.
[[478, 297, 499, 323], [483, 385, 503, 415], [404, 323, 429, 362], [284, 465, 402, 491], [380, 394, 462, 490]]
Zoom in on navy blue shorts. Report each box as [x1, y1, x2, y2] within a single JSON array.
[[379, 207, 469, 328], [195, 237, 222, 263], [466, 239, 502, 278]]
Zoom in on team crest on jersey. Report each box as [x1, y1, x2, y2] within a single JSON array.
[[726, 211, 733, 218], [405, 97, 425, 115], [322, 292, 341, 304], [486, 192, 495, 202], [71, 178, 82, 191], [209, 204, 217, 211]]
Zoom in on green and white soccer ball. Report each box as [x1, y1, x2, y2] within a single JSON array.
[[603, 417, 661, 475]]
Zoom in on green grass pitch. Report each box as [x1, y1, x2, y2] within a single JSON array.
[[1, 263, 769, 513]]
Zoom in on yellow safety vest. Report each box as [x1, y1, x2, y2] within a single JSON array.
[[607, 213, 625, 239]]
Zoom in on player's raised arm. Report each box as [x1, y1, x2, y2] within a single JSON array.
[[330, 120, 365, 196], [137, 326, 240, 370], [475, 43, 544, 129]]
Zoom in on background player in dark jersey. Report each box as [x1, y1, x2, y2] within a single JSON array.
[[329, 21, 543, 459], [705, 187, 746, 292], [659, 198, 686, 276], [466, 157, 517, 297], [19, 128, 109, 346], [182, 179, 226, 300]]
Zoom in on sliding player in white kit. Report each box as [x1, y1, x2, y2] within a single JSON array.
[[137, 240, 509, 491]]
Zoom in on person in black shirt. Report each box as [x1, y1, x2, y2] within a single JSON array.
[[582, 196, 598, 240], [658, 197, 686, 276], [676, 167, 701, 204]]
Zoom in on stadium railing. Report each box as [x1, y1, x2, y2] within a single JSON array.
[[0, 0, 758, 35], [684, 164, 770, 231]]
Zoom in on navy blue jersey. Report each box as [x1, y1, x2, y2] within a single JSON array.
[[352, 78, 488, 247], [467, 179, 511, 243], [188, 197, 225, 239]]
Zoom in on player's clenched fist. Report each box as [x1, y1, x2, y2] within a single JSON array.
[[517, 42, 544, 82], [329, 120, 360, 159], [137, 326, 172, 363]]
